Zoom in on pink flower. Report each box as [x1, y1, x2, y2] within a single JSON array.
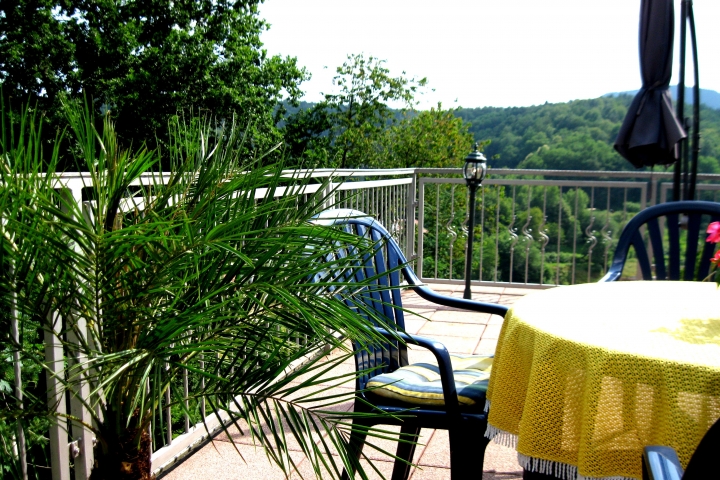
[[707, 222, 720, 243], [712, 249, 720, 266]]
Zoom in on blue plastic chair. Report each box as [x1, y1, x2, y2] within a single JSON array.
[[642, 417, 720, 480], [600, 200, 720, 282], [312, 209, 508, 480]]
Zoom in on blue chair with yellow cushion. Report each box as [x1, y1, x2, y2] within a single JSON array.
[[313, 209, 508, 480]]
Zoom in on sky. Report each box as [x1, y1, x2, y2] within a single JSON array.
[[258, 0, 720, 110]]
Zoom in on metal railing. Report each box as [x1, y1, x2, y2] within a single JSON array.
[[414, 168, 720, 288], [10, 167, 720, 479]]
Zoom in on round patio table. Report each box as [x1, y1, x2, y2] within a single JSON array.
[[485, 281, 720, 480]]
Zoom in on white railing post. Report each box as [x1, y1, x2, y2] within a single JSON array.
[[405, 170, 417, 261], [45, 312, 71, 480], [417, 178, 426, 278], [66, 320, 95, 479], [323, 177, 337, 210], [10, 265, 28, 480], [61, 187, 95, 479]]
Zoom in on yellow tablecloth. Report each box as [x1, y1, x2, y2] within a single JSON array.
[[486, 281, 720, 480]]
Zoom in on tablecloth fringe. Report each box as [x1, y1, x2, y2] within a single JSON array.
[[519, 454, 577, 480], [484, 424, 518, 449], [518, 453, 635, 480]]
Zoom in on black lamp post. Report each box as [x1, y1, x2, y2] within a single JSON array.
[[463, 143, 487, 300]]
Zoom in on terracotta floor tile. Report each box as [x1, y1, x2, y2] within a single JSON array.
[[481, 324, 504, 340], [471, 285, 507, 294], [474, 337, 499, 356], [409, 465, 451, 479], [290, 453, 397, 480], [420, 335, 480, 355], [502, 286, 540, 296], [497, 295, 524, 306], [471, 293, 503, 303], [359, 425, 431, 464], [416, 429, 450, 468], [402, 306, 437, 317], [488, 314, 507, 325], [162, 440, 305, 480], [484, 441, 523, 477], [418, 321, 485, 338], [429, 309, 488, 324], [407, 348, 439, 365], [414, 431, 522, 477], [402, 318, 428, 334]]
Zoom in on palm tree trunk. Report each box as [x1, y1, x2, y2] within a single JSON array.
[[90, 409, 153, 480]]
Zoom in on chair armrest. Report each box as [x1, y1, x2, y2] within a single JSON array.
[[400, 264, 508, 318], [411, 284, 509, 318], [374, 327, 461, 416], [642, 446, 683, 480]]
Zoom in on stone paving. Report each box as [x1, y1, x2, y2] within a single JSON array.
[[161, 284, 532, 480]]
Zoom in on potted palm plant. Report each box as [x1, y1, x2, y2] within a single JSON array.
[[1, 99, 396, 479]]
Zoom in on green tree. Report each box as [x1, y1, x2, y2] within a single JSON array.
[[323, 53, 426, 168], [0, 0, 306, 157], [384, 104, 475, 168], [282, 102, 333, 167]]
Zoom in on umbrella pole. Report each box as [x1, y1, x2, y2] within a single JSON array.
[[688, 2, 700, 201], [674, 0, 687, 202], [675, 0, 700, 202]]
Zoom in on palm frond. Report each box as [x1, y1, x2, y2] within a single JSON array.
[[2, 98, 407, 479]]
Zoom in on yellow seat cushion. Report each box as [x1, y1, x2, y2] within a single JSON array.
[[366, 354, 493, 407]]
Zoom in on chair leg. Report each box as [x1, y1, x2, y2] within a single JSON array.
[[449, 426, 490, 480], [341, 419, 370, 480], [390, 425, 421, 480]]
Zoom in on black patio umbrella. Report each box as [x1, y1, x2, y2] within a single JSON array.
[[614, 0, 686, 169]]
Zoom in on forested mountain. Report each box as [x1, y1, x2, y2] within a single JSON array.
[[605, 86, 720, 110], [456, 96, 720, 173]]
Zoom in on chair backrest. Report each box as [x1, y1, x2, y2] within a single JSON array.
[[602, 201, 720, 282], [312, 209, 412, 390], [642, 417, 720, 480]]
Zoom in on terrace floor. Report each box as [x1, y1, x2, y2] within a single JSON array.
[[162, 284, 534, 480]]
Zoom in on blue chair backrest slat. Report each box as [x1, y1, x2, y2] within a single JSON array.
[[631, 230, 653, 279], [386, 243, 406, 331], [369, 227, 400, 323], [684, 213, 702, 281], [667, 213, 681, 280], [647, 218, 666, 280], [353, 224, 384, 316]]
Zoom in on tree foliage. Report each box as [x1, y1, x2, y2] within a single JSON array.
[[383, 104, 474, 169], [323, 53, 426, 168], [457, 96, 720, 173], [0, 0, 307, 156], [282, 56, 476, 170]]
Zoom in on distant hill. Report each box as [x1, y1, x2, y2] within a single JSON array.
[[604, 86, 720, 110], [279, 95, 720, 173], [456, 96, 720, 173]]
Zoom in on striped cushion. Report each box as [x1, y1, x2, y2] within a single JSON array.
[[366, 354, 493, 407]]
